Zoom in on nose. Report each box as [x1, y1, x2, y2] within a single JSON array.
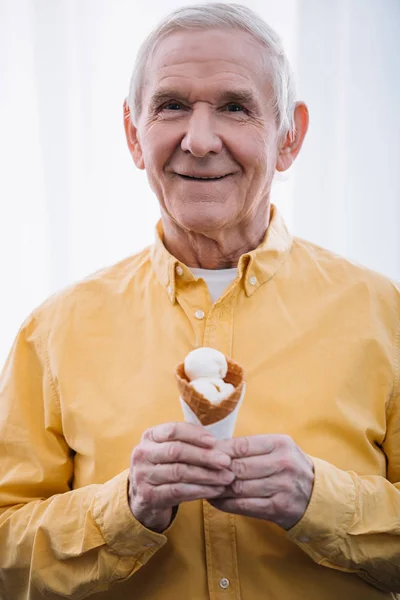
[[181, 105, 223, 157]]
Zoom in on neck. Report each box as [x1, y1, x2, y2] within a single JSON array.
[[161, 202, 271, 269]]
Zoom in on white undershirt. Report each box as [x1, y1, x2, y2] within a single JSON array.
[[190, 267, 237, 303]]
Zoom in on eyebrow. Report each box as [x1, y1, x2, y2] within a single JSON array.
[[218, 89, 259, 107], [148, 87, 260, 111]]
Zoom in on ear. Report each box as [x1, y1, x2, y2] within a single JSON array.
[[123, 99, 145, 170], [276, 102, 309, 172]]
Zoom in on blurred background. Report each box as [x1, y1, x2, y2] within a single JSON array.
[[0, 0, 399, 367]]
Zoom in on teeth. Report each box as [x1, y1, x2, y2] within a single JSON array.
[[185, 175, 225, 180]]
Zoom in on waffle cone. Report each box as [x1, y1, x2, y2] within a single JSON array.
[[175, 358, 245, 426]]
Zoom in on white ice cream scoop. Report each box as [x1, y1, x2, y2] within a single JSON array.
[[189, 377, 235, 405], [189, 379, 221, 404], [216, 380, 235, 401], [184, 347, 227, 381]]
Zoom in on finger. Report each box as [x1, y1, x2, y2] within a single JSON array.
[[231, 455, 280, 480], [219, 475, 283, 498], [147, 440, 232, 469], [217, 434, 292, 459], [143, 422, 217, 448], [151, 483, 227, 508], [208, 497, 266, 517], [146, 463, 235, 486], [209, 495, 298, 529]]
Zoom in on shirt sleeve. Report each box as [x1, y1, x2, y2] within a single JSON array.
[[0, 315, 167, 600], [287, 333, 400, 594]]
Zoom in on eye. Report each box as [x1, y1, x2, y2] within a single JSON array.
[[162, 101, 184, 111], [225, 103, 247, 113]]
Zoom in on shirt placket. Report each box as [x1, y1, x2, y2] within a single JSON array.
[[202, 501, 241, 600], [203, 290, 241, 600], [177, 282, 242, 600]]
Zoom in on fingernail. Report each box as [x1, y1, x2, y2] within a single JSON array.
[[201, 435, 215, 446], [222, 470, 235, 483], [216, 453, 231, 467]]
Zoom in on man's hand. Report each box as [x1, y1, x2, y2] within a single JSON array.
[[128, 422, 234, 533], [210, 434, 314, 530]]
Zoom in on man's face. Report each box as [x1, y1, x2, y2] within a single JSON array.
[[131, 28, 281, 233]]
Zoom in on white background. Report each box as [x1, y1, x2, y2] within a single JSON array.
[[1, 0, 399, 368]]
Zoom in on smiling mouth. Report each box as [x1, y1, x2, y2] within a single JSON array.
[[176, 173, 231, 181]]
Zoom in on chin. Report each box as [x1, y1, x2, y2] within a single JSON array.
[[175, 205, 236, 234]]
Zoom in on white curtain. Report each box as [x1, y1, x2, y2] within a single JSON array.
[[1, 0, 399, 367]]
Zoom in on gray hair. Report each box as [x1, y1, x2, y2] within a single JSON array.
[[127, 3, 297, 139]]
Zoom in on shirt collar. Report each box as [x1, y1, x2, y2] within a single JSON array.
[[150, 204, 293, 303]]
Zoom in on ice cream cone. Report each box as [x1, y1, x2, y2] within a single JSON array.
[[175, 357, 245, 426]]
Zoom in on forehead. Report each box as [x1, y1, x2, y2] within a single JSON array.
[[143, 28, 271, 104]]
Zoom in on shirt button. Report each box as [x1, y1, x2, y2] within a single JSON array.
[[175, 265, 183, 276], [219, 578, 230, 589], [249, 276, 257, 286], [195, 310, 205, 320]]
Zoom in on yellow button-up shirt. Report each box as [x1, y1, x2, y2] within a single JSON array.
[[0, 206, 399, 600]]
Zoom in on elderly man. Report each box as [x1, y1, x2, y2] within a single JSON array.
[[0, 3, 399, 599]]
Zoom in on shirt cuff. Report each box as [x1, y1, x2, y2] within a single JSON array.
[[286, 456, 357, 563], [92, 469, 168, 560]]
